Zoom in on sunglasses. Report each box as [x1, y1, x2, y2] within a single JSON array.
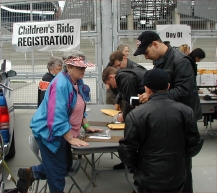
[[69, 56, 86, 61], [75, 66, 86, 71]]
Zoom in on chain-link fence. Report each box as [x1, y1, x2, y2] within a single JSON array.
[[0, 0, 216, 108]]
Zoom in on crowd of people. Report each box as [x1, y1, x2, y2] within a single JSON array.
[[104, 31, 204, 192], [16, 30, 205, 193]]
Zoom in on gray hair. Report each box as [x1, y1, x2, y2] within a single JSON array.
[[47, 57, 63, 72], [62, 50, 85, 60]]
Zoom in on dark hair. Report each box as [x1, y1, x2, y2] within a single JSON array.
[[189, 48, 206, 62], [163, 41, 170, 47], [102, 66, 118, 83], [107, 62, 113, 67], [109, 51, 125, 66]]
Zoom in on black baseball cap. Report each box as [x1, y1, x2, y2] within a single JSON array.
[[134, 31, 160, 56], [142, 69, 169, 90]]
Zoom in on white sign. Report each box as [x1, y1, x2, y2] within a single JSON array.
[[156, 25, 192, 50], [12, 19, 81, 52]]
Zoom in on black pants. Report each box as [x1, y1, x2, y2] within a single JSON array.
[[138, 183, 184, 193], [182, 158, 193, 193]]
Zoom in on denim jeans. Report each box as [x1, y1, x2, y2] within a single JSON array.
[[31, 137, 68, 193]]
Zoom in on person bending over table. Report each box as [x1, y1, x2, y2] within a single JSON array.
[[102, 66, 146, 123], [108, 51, 147, 111], [102, 66, 146, 172], [17, 51, 102, 193], [118, 69, 204, 193]]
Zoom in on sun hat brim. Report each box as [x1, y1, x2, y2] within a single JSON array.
[[64, 58, 95, 68]]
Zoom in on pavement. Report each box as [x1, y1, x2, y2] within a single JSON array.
[[2, 109, 217, 193]]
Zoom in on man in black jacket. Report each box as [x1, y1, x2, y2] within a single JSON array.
[[104, 62, 147, 171], [102, 66, 146, 122], [107, 51, 147, 110], [118, 69, 204, 193], [134, 31, 202, 193]]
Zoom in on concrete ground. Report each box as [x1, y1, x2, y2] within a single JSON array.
[[2, 109, 217, 193]]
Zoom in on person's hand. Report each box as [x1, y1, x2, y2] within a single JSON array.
[[86, 127, 104, 133], [114, 103, 121, 111], [138, 93, 149, 104], [69, 138, 89, 147], [117, 112, 124, 123]]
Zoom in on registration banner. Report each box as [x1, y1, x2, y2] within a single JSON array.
[[156, 24, 192, 50], [12, 19, 81, 52]]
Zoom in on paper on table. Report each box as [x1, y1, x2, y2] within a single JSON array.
[[89, 129, 111, 139], [101, 109, 120, 117], [107, 123, 125, 130], [89, 136, 111, 139]]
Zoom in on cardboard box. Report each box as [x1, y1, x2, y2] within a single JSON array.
[[213, 71, 217, 86], [201, 74, 215, 86], [214, 74, 217, 86], [196, 73, 201, 86]]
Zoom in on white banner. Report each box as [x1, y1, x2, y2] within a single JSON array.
[[12, 19, 81, 52], [156, 25, 192, 51]]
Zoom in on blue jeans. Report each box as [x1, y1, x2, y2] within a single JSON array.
[[31, 137, 68, 193]]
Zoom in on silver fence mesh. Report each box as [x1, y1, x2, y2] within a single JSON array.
[[0, 0, 216, 108]]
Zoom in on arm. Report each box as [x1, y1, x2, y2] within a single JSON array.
[[168, 58, 195, 104], [114, 92, 122, 111], [118, 113, 140, 168], [115, 92, 122, 104], [81, 117, 103, 133], [47, 79, 72, 140], [119, 76, 138, 119], [185, 109, 204, 158]]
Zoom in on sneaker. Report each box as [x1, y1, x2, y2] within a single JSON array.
[[17, 168, 35, 193], [113, 162, 125, 170]]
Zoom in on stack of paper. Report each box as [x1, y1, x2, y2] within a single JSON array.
[[107, 123, 125, 130], [101, 109, 121, 117]]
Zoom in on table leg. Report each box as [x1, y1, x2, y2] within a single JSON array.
[[206, 115, 216, 138], [83, 153, 96, 193], [72, 154, 96, 188]]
